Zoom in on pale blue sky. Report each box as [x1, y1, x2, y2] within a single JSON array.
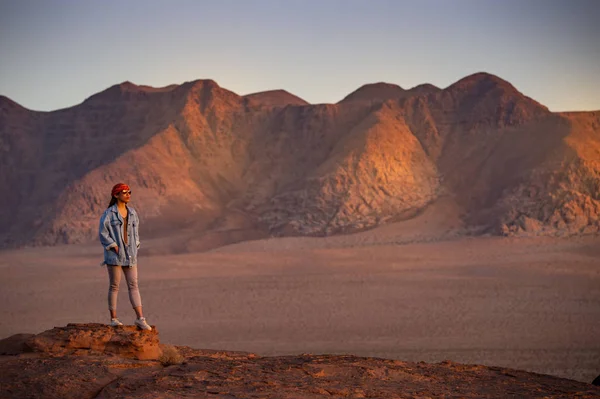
[[1, 0, 598, 111]]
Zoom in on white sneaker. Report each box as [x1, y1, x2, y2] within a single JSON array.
[[110, 318, 124, 327], [135, 317, 152, 331]]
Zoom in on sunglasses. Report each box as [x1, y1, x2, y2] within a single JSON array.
[[120, 190, 132, 195]]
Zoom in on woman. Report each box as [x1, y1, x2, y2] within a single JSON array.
[[99, 183, 151, 330]]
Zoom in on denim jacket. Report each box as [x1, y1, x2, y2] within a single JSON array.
[[99, 205, 140, 266]]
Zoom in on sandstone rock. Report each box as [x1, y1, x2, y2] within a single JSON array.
[[24, 323, 161, 360], [0, 356, 118, 399], [0, 333, 34, 355], [517, 215, 544, 234], [1, 335, 599, 399]]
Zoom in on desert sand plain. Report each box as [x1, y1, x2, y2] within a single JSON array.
[[1, 209, 599, 384]]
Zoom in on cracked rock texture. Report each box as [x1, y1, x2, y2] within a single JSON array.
[[1, 324, 599, 398]]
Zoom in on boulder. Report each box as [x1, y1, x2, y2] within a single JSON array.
[[24, 323, 161, 360]]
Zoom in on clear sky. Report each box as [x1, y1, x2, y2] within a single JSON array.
[[1, 0, 598, 112]]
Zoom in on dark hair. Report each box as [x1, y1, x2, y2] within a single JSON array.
[[107, 197, 117, 208]]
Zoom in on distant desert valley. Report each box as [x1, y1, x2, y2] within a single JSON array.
[[0, 72, 599, 392]]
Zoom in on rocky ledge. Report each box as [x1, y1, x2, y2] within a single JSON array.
[[0, 324, 598, 398]]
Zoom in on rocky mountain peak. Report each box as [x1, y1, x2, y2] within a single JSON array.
[[339, 82, 406, 103], [244, 89, 309, 107]]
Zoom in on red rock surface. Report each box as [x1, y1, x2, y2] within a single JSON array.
[[22, 323, 161, 360], [1, 324, 598, 398]]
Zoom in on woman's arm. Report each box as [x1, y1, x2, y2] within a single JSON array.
[[99, 211, 118, 251], [135, 211, 141, 249]]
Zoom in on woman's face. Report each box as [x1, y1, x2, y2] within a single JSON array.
[[115, 189, 132, 204]]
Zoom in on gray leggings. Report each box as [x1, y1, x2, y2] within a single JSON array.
[[107, 265, 142, 311]]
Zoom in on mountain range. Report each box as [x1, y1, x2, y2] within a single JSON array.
[[1, 72, 598, 249]]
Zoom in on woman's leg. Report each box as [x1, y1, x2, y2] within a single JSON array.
[[122, 265, 143, 318], [107, 265, 122, 319]]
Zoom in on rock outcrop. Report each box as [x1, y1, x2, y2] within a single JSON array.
[[1, 324, 599, 398], [1, 323, 160, 360]]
